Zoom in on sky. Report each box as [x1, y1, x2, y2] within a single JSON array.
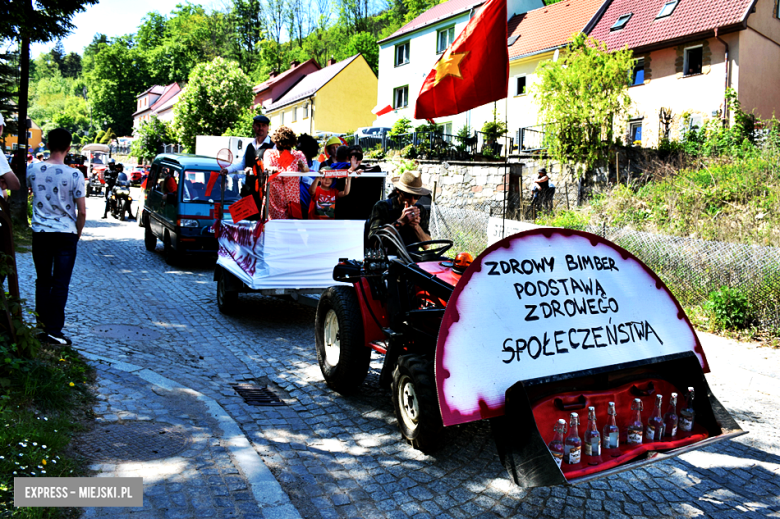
[[30, 0, 219, 58]]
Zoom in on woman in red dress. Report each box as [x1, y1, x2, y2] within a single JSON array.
[[264, 126, 308, 219]]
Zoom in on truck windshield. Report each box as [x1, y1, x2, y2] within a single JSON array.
[[182, 170, 243, 203]]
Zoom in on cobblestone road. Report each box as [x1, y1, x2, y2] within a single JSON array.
[[15, 194, 780, 518]]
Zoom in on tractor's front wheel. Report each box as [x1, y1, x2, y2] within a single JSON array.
[[315, 286, 369, 394], [392, 355, 443, 452]]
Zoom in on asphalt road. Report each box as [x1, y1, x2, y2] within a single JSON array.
[[14, 193, 780, 518]]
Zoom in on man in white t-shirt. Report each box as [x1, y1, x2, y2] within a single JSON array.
[[0, 113, 21, 198], [27, 128, 86, 345]]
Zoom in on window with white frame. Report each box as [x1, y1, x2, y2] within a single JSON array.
[[656, 0, 679, 19], [303, 103, 309, 118], [631, 58, 645, 86], [395, 42, 410, 66], [515, 75, 527, 96], [628, 120, 643, 144], [684, 46, 703, 76], [393, 86, 409, 109], [280, 111, 285, 125], [436, 26, 455, 54], [292, 106, 297, 122]]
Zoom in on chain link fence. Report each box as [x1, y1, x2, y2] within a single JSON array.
[[428, 199, 780, 330]]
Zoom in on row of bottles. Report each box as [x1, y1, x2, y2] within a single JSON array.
[[548, 387, 696, 467]]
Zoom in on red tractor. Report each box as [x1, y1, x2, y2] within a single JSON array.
[[315, 227, 745, 487]]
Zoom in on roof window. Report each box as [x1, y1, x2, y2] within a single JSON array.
[[611, 13, 632, 31], [656, 0, 679, 19]]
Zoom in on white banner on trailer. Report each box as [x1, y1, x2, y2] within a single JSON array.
[[217, 220, 364, 290]]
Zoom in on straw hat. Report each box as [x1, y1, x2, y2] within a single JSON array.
[[392, 171, 430, 196]]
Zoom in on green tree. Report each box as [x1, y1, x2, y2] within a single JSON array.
[[343, 32, 378, 73], [84, 36, 147, 135], [173, 57, 253, 151], [223, 105, 263, 138], [533, 33, 633, 203], [1, 0, 99, 225], [131, 116, 173, 163], [61, 52, 81, 78]]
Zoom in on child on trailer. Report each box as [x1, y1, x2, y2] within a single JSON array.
[[308, 171, 351, 219], [308, 148, 362, 219]]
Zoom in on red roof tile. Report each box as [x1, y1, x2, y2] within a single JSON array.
[[149, 83, 181, 112], [508, 0, 607, 59], [253, 59, 321, 94], [381, 0, 485, 42], [590, 0, 755, 52]]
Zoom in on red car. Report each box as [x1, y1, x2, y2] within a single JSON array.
[[129, 167, 146, 185]]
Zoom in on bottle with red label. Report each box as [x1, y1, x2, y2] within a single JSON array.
[[564, 413, 582, 464], [663, 392, 679, 439], [679, 387, 696, 433], [645, 394, 665, 442], [583, 406, 601, 457], [627, 398, 644, 445], [547, 419, 566, 468], [602, 401, 619, 450]]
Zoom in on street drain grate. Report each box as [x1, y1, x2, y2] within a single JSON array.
[[232, 384, 285, 406], [76, 421, 191, 463], [91, 324, 162, 341]]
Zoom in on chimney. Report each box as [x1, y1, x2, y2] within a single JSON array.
[[327, 57, 336, 67], [269, 70, 278, 78], [290, 60, 300, 68]]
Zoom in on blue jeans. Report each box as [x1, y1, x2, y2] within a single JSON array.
[[32, 232, 79, 336]]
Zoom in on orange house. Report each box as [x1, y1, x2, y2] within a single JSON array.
[[2, 118, 44, 153]]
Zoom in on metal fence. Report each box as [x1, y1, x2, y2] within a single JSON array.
[[427, 199, 780, 330], [347, 131, 515, 160]]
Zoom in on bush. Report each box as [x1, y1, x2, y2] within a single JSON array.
[[389, 117, 412, 138], [705, 286, 755, 330]]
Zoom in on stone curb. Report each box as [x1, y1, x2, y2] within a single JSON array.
[[79, 351, 302, 519]]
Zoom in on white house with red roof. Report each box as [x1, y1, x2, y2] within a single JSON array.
[[589, 0, 780, 147], [374, 0, 545, 135], [133, 83, 184, 132]]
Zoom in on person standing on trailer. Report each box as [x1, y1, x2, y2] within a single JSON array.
[[221, 115, 273, 176]]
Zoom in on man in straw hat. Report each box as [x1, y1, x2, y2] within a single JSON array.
[[368, 171, 431, 250]]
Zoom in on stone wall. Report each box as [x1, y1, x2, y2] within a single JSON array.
[[365, 156, 577, 213]]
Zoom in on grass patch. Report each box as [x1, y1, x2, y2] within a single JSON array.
[[0, 311, 96, 517]]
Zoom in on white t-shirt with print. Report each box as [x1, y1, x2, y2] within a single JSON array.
[[27, 162, 86, 234]]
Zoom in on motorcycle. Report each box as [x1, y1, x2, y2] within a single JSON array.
[[108, 172, 136, 221], [86, 171, 104, 197]]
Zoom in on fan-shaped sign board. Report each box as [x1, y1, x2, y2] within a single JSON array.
[[435, 229, 708, 427]]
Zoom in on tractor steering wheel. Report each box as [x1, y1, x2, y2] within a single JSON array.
[[405, 240, 454, 262]]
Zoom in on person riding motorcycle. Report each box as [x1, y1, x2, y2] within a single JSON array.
[[102, 161, 122, 218]]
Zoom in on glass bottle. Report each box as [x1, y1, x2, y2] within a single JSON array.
[[663, 392, 679, 439], [627, 398, 644, 445], [602, 401, 619, 450], [646, 394, 664, 442], [547, 419, 566, 468], [679, 387, 696, 433], [583, 406, 601, 457], [564, 412, 581, 464]]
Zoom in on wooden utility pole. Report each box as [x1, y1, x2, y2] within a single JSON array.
[[9, 1, 31, 227]]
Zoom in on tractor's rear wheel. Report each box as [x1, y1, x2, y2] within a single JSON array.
[[392, 355, 443, 452], [315, 286, 369, 394]]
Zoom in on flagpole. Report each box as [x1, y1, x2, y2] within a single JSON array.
[[502, 86, 509, 240]]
